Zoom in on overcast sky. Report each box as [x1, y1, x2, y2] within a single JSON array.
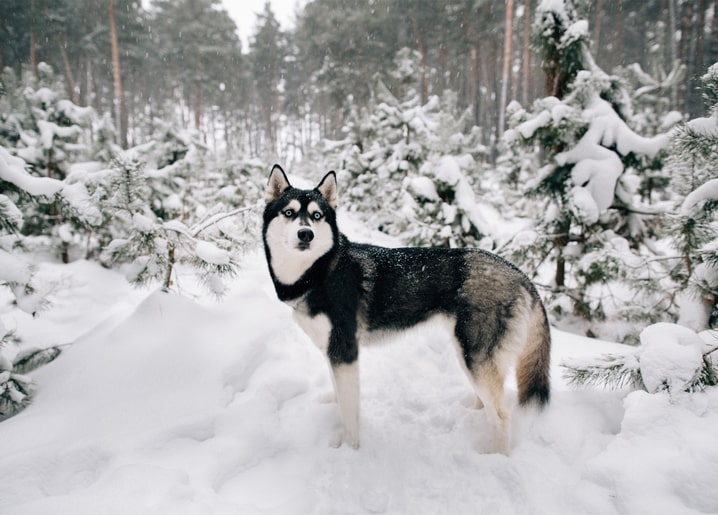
[[222, 0, 308, 48]]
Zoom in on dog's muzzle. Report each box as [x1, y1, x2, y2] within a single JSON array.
[[297, 228, 314, 249]]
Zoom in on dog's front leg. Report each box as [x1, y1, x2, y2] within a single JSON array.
[[329, 361, 360, 449]]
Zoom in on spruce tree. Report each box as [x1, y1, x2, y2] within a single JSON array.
[[667, 62, 718, 330], [501, 0, 677, 340], [324, 48, 492, 248], [0, 147, 63, 421]]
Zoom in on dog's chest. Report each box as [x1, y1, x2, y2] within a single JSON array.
[[288, 297, 332, 352]]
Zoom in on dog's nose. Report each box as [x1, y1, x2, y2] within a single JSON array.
[[297, 228, 314, 243]]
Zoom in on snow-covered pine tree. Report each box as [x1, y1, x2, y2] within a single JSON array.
[[325, 48, 493, 248], [562, 323, 717, 395], [0, 63, 100, 262], [667, 62, 718, 331], [501, 0, 677, 341], [99, 150, 240, 298], [0, 147, 63, 421]]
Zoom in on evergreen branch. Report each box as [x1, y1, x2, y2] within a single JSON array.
[[561, 353, 644, 390], [12, 346, 63, 374], [607, 204, 673, 216], [190, 204, 261, 238]]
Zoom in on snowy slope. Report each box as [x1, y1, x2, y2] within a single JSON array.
[[1, 248, 717, 514]]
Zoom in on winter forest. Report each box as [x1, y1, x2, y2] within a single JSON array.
[[1, 0, 718, 513]]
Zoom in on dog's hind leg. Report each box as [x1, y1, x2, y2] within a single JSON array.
[[470, 362, 511, 455], [330, 361, 360, 448]]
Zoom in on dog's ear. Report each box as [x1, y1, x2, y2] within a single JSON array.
[[316, 171, 338, 209], [266, 164, 291, 203]]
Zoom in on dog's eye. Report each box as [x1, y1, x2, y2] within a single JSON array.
[[283, 209, 294, 218], [311, 212, 323, 221]]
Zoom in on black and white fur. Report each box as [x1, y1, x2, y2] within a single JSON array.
[[262, 165, 551, 454]]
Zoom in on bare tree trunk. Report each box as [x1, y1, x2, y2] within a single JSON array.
[[194, 83, 202, 130], [109, 0, 128, 149], [593, 0, 604, 59], [695, 0, 707, 85], [668, 0, 678, 106], [498, 0, 515, 137], [615, 0, 624, 69], [411, 16, 429, 105], [58, 37, 79, 104], [521, 0, 532, 105], [30, 0, 39, 78]]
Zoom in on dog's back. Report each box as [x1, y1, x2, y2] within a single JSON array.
[[346, 242, 551, 409]]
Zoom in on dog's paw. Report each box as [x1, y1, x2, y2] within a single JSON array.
[[328, 431, 360, 449], [343, 430, 360, 449], [328, 431, 343, 448]]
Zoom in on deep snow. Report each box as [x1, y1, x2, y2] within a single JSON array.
[[1, 227, 718, 514]]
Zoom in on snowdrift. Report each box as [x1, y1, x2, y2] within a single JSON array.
[[1, 255, 717, 514]]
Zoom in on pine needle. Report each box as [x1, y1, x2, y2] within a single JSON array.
[[561, 353, 645, 390]]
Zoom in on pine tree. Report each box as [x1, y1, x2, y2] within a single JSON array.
[[562, 323, 717, 395], [0, 147, 64, 421], [322, 48, 493, 248], [98, 150, 241, 298], [667, 62, 718, 331], [0, 64, 101, 262], [500, 0, 677, 341]]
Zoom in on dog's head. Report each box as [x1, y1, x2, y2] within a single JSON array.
[[263, 164, 338, 285]]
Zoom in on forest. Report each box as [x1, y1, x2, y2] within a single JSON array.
[[3, 3, 718, 511], [1, 0, 717, 349]]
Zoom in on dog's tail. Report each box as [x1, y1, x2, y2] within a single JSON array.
[[516, 298, 551, 408]]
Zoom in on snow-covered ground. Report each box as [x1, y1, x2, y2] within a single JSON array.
[[1, 231, 718, 514]]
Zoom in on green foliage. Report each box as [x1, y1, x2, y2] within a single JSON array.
[[562, 347, 718, 394], [562, 353, 644, 390], [664, 63, 718, 329]]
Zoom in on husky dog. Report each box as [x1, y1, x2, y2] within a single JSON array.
[[262, 164, 551, 454]]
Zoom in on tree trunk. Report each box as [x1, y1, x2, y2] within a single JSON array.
[[194, 83, 202, 130], [30, 0, 39, 78], [521, 0, 532, 105], [109, 0, 128, 149], [411, 16, 429, 105], [498, 0, 514, 138], [57, 37, 79, 104], [593, 0, 604, 60], [668, 0, 678, 106], [614, 0, 624, 70]]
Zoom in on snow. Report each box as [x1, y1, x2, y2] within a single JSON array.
[[1, 245, 718, 514], [0, 147, 63, 197], [686, 116, 718, 137], [60, 182, 102, 226], [556, 93, 669, 213], [407, 176, 439, 202], [195, 240, 231, 266], [638, 323, 706, 393], [681, 178, 718, 216], [0, 248, 32, 285], [569, 185, 599, 225]]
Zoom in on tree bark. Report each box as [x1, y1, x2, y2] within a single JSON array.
[[521, 0, 532, 105], [194, 83, 202, 130], [668, 0, 678, 106], [57, 37, 79, 104], [497, 0, 515, 137], [109, 0, 128, 149], [30, 0, 39, 78]]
